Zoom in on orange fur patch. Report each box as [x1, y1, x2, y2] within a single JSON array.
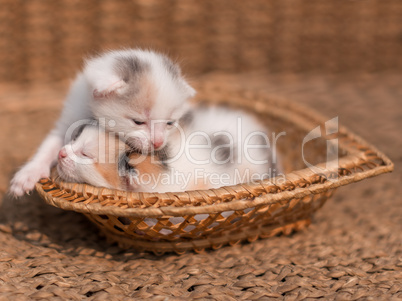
[[130, 74, 156, 114], [93, 135, 124, 189], [128, 153, 164, 186], [92, 132, 165, 191]]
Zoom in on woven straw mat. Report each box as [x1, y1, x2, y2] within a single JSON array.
[[0, 73, 400, 300]]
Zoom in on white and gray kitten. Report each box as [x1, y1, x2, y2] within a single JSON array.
[[166, 106, 280, 190], [10, 49, 195, 197]]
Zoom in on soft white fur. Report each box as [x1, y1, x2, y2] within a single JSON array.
[[9, 49, 195, 197], [165, 106, 277, 192]]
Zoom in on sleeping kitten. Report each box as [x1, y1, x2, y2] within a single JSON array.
[[56, 107, 280, 192], [56, 125, 168, 191], [10, 49, 195, 197], [57, 124, 203, 192]]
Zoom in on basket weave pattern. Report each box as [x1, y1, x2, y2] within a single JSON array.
[[35, 88, 393, 254]]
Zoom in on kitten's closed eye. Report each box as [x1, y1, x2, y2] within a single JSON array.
[[133, 120, 146, 126], [81, 151, 92, 158]]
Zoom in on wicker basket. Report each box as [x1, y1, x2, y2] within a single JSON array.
[[35, 87, 393, 254]]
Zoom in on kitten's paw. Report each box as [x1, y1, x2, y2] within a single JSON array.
[[93, 80, 127, 99], [9, 163, 50, 197]]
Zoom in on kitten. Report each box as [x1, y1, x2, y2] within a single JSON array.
[[56, 125, 168, 191], [10, 49, 195, 197], [56, 106, 280, 192], [166, 105, 280, 189]]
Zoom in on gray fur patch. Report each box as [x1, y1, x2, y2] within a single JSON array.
[[71, 120, 98, 141], [179, 110, 194, 127], [113, 56, 150, 99], [71, 124, 87, 141], [212, 135, 234, 164], [153, 147, 169, 169], [118, 151, 137, 178], [115, 56, 147, 83]]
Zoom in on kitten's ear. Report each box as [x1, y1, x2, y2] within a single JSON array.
[[92, 80, 128, 100], [84, 54, 130, 100], [181, 80, 196, 99]]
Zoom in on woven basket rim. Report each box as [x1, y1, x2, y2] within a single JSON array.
[[35, 90, 394, 217]]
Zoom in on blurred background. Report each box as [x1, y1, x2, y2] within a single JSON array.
[[0, 1, 401, 299], [0, 0, 401, 82]]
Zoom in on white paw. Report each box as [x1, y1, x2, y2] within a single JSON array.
[[93, 80, 127, 99], [9, 163, 50, 197]]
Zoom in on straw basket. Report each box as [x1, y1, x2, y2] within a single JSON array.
[[35, 87, 393, 254]]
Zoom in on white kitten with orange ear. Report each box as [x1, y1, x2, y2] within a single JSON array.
[[9, 49, 195, 197], [56, 125, 172, 192]]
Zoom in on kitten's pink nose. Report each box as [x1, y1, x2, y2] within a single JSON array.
[[58, 148, 67, 160], [152, 140, 164, 149]]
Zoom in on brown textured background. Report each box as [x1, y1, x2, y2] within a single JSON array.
[[1, 0, 402, 82], [0, 1, 401, 300]]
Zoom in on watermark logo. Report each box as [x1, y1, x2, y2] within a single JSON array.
[[62, 117, 285, 167], [302, 117, 339, 181], [59, 116, 340, 188]]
